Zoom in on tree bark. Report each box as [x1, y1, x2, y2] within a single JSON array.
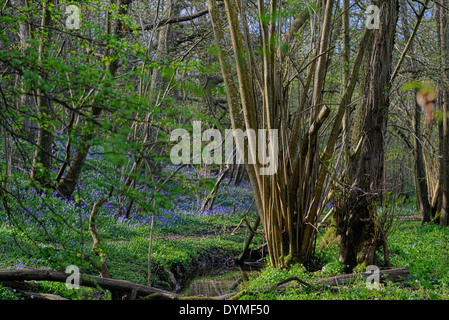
[[437, 0, 449, 226], [299, 27, 373, 261], [149, 0, 175, 104], [398, 0, 432, 223], [18, 0, 37, 143], [206, 0, 265, 226], [89, 198, 111, 278], [341, 0, 351, 158], [30, 0, 54, 185], [337, 0, 399, 271], [414, 94, 432, 223]]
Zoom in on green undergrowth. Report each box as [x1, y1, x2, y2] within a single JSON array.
[[239, 219, 449, 300]]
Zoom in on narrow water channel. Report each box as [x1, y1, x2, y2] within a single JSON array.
[[182, 265, 261, 297]]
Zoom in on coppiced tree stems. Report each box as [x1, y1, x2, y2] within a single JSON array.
[[207, 0, 374, 268]]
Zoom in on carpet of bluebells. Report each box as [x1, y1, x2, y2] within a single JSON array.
[[0, 145, 258, 290]]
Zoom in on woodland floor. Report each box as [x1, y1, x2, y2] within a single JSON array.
[[1, 164, 449, 300]]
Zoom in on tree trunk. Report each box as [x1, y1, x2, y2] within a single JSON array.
[[18, 0, 37, 143], [414, 93, 432, 223], [437, 0, 449, 226], [149, 0, 176, 104], [337, 0, 399, 271], [341, 0, 350, 157], [313, 267, 410, 287], [299, 27, 373, 262], [398, 0, 433, 223], [0, 268, 175, 300], [30, 0, 54, 185], [57, 0, 131, 197]]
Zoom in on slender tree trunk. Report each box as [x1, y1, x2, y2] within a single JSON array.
[[3, 128, 12, 179], [337, 0, 399, 271], [150, 0, 175, 104], [341, 0, 350, 156], [414, 93, 432, 222], [437, 0, 449, 226], [206, 0, 265, 221], [30, 0, 54, 185], [398, 0, 432, 223], [18, 0, 37, 143], [57, 0, 131, 197]]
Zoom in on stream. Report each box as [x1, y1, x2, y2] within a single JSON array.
[[182, 264, 261, 297]]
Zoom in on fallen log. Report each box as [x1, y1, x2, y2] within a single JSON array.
[[313, 267, 410, 287], [0, 268, 242, 300], [0, 268, 175, 300], [17, 291, 69, 300], [231, 267, 411, 297]]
